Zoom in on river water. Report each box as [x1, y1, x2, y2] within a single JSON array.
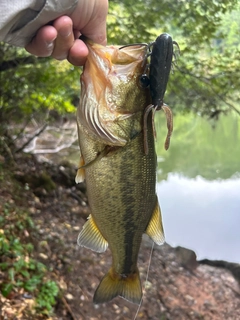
[[26, 112, 240, 263], [155, 112, 240, 263]]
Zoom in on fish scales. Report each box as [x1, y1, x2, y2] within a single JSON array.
[[76, 41, 165, 304], [85, 124, 157, 273]]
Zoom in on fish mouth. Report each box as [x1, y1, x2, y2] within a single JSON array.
[[78, 41, 150, 146], [83, 41, 148, 101]]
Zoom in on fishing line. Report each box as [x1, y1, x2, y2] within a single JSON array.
[[133, 240, 155, 320]]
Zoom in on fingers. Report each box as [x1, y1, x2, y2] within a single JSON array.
[[25, 0, 109, 65], [51, 16, 74, 60], [52, 16, 88, 65], [67, 39, 89, 66], [25, 16, 75, 59], [25, 16, 89, 66], [81, 18, 107, 46], [25, 25, 57, 57], [71, 0, 108, 45]]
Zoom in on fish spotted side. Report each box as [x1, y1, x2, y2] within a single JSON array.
[[75, 39, 168, 304]]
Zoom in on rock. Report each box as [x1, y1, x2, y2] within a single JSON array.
[[175, 246, 198, 271], [65, 293, 74, 300], [199, 259, 240, 283], [38, 253, 48, 260]]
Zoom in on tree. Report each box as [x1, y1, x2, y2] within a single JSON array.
[[0, 44, 80, 154], [0, 0, 239, 154], [108, 0, 240, 117]]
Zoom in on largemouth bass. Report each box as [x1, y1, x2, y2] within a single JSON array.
[[75, 40, 166, 304]]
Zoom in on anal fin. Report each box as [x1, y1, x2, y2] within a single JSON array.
[[77, 215, 108, 253], [145, 201, 165, 245]]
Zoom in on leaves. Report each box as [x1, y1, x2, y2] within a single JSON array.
[[0, 44, 79, 124], [0, 0, 239, 146], [36, 281, 59, 313], [0, 201, 58, 314], [108, 0, 240, 117]]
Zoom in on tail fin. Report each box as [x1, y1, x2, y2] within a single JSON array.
[[93, 267, 142, 304]]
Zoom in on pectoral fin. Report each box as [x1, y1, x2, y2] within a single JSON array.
[[75, 148, 108, 184], [75, 156, 85, 183], [145, 201, 165, 245], [77, 215, 108, 253]]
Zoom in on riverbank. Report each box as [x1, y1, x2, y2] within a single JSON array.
[[0, 153, 239, 319]]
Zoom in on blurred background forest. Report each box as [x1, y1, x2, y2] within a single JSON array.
[[1, 0, 240, 148], [0, 0, 240, 318]]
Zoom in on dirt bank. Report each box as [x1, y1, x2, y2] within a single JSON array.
[[0, 154, 239, 319]]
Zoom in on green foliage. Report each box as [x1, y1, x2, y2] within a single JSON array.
[[36, 281, 59, 314], [108, 0, 238, 44], [107, 0, 240, 117], [0, 201, 59, 314], [0, 44, 79, 118], [0, 0, 239, 145], [0, 43, 80, 155]]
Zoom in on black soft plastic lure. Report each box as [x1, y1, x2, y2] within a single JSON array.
[[119, 34, 179, 154], [148, 33, 174, 106], [141, 33, 179, 153]]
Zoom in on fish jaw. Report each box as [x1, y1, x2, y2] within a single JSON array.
[[77, 42, 151, 146]]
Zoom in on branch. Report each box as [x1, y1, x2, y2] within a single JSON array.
[[61, 296, 79, 320], [177, 67, 240, 116], [15, 123, 48, 154]]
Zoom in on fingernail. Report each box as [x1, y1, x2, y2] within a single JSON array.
[[59, 25, 72, 37], [46, 42, 54, 53]]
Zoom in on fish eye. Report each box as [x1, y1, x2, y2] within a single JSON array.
[[139, 74, 150, 88]]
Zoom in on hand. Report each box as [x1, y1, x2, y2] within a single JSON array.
[[25, 0, 108, 66]]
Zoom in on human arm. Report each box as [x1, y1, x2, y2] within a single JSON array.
[[0, 0, 108, 65]]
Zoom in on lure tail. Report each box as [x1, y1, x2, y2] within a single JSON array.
[[93, 267, 142, 304]]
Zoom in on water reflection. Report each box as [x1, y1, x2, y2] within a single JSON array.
[[28, 112, 240, 262], [155, 112, 240, 262], [158, 174, 240, 263]]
